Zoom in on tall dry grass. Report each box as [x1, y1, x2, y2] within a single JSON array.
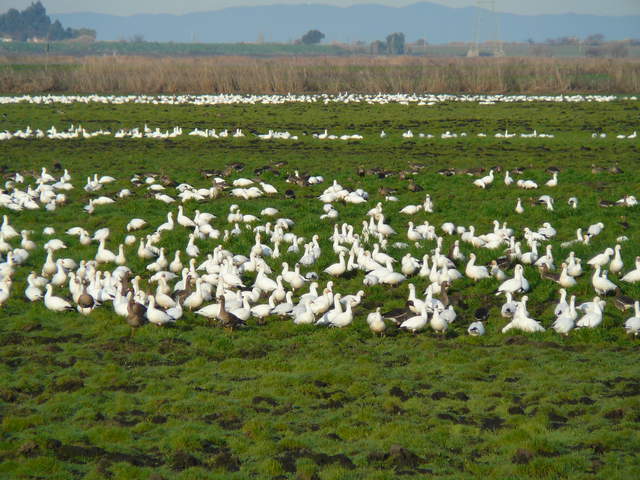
[[1, 55, 639, 94]]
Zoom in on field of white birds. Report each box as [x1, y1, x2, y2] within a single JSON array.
[[1, 95, 639, 479]]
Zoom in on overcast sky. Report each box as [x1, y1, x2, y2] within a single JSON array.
[[3, 0, 640, 16]]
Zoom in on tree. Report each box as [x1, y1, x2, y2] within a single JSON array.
[[0, 1, 89, 41], [300, 29, 325, 45], [386, 32, 405, 54], [370, 40, 386, 54]]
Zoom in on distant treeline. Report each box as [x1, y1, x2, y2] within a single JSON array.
[[0, 2, 95, 41], [1, 56, 638, 94]]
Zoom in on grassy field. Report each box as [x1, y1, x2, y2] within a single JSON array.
[[2, 40, 640, 59], [0, 98, 639, 479]]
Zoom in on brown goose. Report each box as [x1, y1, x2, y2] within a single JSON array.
[[613, 289, 635, 312], [217, 296, 246, 331], [407, 180, 423, 192], [126, 296, 148, 336], [173, 275, 193, 305], [77, 282, 95, 315]]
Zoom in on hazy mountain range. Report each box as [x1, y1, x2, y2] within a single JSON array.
[[52, 2, 640, 44]]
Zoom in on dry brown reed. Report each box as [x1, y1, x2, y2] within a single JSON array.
[[1, 55, 639, 94]]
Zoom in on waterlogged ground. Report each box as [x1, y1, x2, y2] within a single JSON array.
[[0, 98, 639, 479]]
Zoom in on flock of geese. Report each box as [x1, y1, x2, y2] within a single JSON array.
[[1, 124, 637, 142], [0, 93, 631, 108], [0, 163, 639, 339]]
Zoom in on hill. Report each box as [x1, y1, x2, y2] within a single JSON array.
[[51, 2, 640, 44]]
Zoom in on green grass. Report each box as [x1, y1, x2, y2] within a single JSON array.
[[0, 99, 639, 479], [0, 41, 350, 57], [2, 41, 640, 58]]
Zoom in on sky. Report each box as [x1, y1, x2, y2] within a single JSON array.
[[2, 0, 640, 16]]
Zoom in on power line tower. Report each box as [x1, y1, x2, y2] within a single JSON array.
[[467, 0, 505, 57]]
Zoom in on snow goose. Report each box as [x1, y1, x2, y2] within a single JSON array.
[[534, 244, 555, 271], [609, 244, 623, 275], [515, 198, 524, 214], [591, 266, 617, 295], [20, 230, 36, 250], [95, 239, 117, 264], [44, 284, 73, 312], [329, 301, 353, 328], [587, 222, 604, 237], [310, 288, 333, 316], [41, 249, 57, 276], [567, 254, 583, 277], [115, 245, 126, 266], [552, 295, 577, 335], [554, 289, 569, 317], [1, 215, 18, 239], [366, 308, 386, 335], [501, 292, 518, 318], [146, 296, 176, 326], [251, 295, 277, 323], [254, 266, 278, 293], [0, 281, 10, 307], [190, 277, 210, 307], [588, 248, 614, 268], [624, 301, 640, 336], [400, 204, 422, 215], [399, 304, 428, 333], [497, 264, 529, 295], [621, 257, 640, 283], [467, 321, 485, 336], [430, 308, 448, 335], [501, 297, 545, 333], [576, 298, 603, 328], [341, 290, 364, 308], [126, 218, 147, 231], [545, 172, 558, 187], [25, 273, 44, 301], [375, 214, 396, 238], [465, 253, 489, 282], [316, 293, 343, 325], [293, 299, 315, 325], [324, 252, 347, 277], [281, 262, 306, 290]]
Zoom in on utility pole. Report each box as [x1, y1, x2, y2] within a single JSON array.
[[467, 0, 504, 57]]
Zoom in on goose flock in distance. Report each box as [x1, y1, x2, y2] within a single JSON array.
[[0, 93, 635, 107], [1, 162, 639, 339], [1, 124, 637, 142]]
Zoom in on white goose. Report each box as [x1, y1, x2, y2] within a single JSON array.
[[468, 321, 485, 336], [621, 256, 640, 283], [576, 298, 604, 328], [324, 252, 347, 277], [146, 296, 176, 326], [501, 297, 545, 333], [44, 284, 73, 312], [329, 301, 353, 328], [624, 301, 640, 336], [591, 266, 617, 295], [366, 307, 386, 335], [552, 295, 577, 335], [293, 299, 315, 325], [430, 308, 448, 335], [609, 244, 623, 275], [465, 253, 489, 282], [497, 264, 529, 295], [399, 304, 428, 333]]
